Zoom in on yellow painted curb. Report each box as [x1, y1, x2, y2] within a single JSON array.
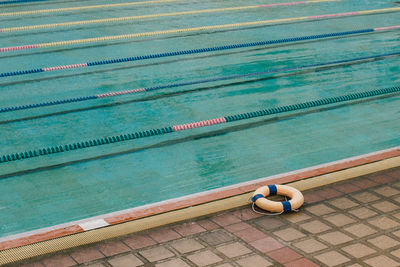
[[290, 156, 400, 191]]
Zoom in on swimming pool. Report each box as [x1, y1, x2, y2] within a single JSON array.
[[0, 0, 399, 238]]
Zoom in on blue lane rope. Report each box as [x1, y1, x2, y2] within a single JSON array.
[[0, 51, 398, 114], [0, 85, 398, 164], [85, 29, 373, 67], [0, 0, 50, 4], [0, 29, 375, 79]]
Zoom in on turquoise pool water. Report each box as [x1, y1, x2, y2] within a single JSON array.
[[0, 0, 399, 237]]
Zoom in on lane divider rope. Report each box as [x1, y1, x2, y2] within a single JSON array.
[[1, 7, 399, 51], [0, 0, 182, 16], [0, 0, 50, 5], [0, 0, 337, 32], [0, 86, 399, 164], [0, 26, 398, 78], [1, 51, 399, 113]]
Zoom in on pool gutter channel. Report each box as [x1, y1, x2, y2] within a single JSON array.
[[0, 147, 399, 265]]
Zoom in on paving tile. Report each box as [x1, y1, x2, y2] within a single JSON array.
[[344, 223, 377, 238], [314, 251, 351, 266], [368, 216, 400, 230], [173, 222, 206, 236], [293, 238, 328, 253], [363, 255, 400, 267], [333, 183, 361, 193], [341, 243, 376, 258], [139, 246, 174, 262], [273, 227, 306, 241], [328, 197, 358, 210], [351, 192, 380, 203], [351, 179, 379, 189], [234, 226, 268, 242], [391, 248, 400, 259], [155, 258, 190, 267], [374, 186, 400, 197], [367, 235, 400, 249], [70, 247, 104, 264], [107, 254, 143, 267], [299, 220, 331, 234], [253, 216, 285, 230], [41, 254, 76, 267], [236, 254, 273, 267], [317, 188, 343, 199], [348, 207, 378, 219], [224, 222, 251, 233], [215, 264, 234, 267], [84, 263, 105, 267], [371, 200, 399, 212], [324, 213, 356, 227], [318, 231, 353, 245], [170, 238, 204, 254], [303, 192, 324, 204], [232, 208, 263, 220], [196, 219, 220, 230], [387, 168, 400, 179], [19, 262, 45, 267], [97, 240, 131, 257], [216, 242, 252, 258], [212, 213, 242, 226], [394, 229, 400, 238], [123, 234, 156, 250], [368, 174, 396, 184], [283, 257, 320, 267], [394, 182, 400, 189], [266, 247, 302, 264], [305, 204, 336, 216], [282, 212, 311, 223], [186, 250, 223, 266], [199, 230, 234, 246], [346, 264, 364, 267], [393, 212, 400, 220], [249, 237, 284, 253], [149, 228, 181, 243]]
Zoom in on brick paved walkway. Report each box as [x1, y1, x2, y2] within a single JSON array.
[[14, 167, 400, 267]]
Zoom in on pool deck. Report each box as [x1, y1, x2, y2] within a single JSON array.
[[8, 163, 400, 266]]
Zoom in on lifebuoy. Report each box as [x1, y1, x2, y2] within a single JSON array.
[[251, 184, 304, 213]]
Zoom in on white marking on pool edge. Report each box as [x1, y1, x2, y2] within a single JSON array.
[[79, 219, 109, 231]]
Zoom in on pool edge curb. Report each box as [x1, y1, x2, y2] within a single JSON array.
[[0, 147, 399, 264]]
